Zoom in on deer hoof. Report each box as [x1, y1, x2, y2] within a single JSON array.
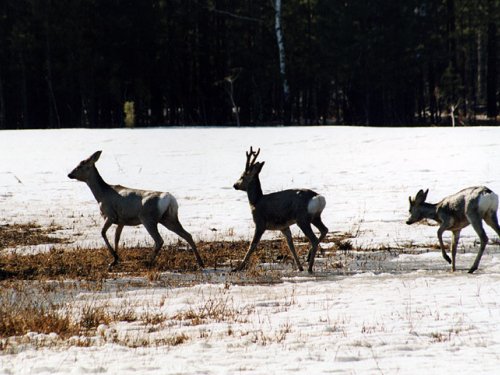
[[107, 260, 118, 271], [468, 267, 477, 274], [231, 263, 244, 273]]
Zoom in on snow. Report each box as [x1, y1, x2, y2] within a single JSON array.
[[2, 126, 500, 374]]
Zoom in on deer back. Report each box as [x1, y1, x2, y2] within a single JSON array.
[[252, 189, 323, 230]]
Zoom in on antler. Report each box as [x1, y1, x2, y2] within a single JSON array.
[[245, 146, 260, 171]]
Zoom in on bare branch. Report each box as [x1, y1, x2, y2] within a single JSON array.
[[207, 6, 262, 23]]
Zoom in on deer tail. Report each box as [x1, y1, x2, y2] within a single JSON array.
[[478, 191, 499, 216], [158, 193, 179, 219], [308, 195, 326, 216]]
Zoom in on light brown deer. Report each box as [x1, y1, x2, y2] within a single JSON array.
[[68, 151, 204, 270], [407, 186, 500, 273], [233, 147, 328, 273]]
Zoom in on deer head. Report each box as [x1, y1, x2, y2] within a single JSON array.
[[233, 147, 265, 191], [406, 188, 429, 225], [68, 150, 102, 182]]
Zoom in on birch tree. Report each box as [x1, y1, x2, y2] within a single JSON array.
[[273, 0, 291, 125]]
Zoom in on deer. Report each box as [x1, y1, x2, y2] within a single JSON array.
[[406, 186, 500, 273], [68, 151, 204, 270], [233, 147, 328, 273]]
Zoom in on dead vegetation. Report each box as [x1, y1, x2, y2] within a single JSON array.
[[0, 222, 475, 350], [0, 223, 352, 344], [0, 223, 354, 282], [0, 222, 67, 250]]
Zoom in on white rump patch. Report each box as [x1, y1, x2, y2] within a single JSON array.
[[478, 192, 499, 216], [157, 193, 172, 216], [308, 195, 326, 216]]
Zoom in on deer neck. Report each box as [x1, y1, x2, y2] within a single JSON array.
[[421, 202, 439, 221], [86, 167, 114, 203], [246, 177, 263, 206]]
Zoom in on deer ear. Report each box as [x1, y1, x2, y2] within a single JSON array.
[[88, 150, 102, 164], [414, 189, 428, 205], [256, 161, 265, 173], [423, 189, 429, 200], [409, 196, 413, 206]]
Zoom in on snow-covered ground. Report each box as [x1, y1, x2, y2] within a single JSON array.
[[2, 126, 500, 374]]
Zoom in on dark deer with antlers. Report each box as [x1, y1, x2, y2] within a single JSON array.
[[68, 151, 204, 270], [233, 147, 328, 273]]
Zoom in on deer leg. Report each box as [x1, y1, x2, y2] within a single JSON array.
[[233, 227, 265, 272], [450, 230, 460, 272], [298, 221, 320, 274], [162, 218, 204, 268], [312, 217, 329, 242], [101, 219, 119, 269], [113, 224, 124, 264], [437, 226, 452, 265], [281, 227, 304, 272], [141, 220, 164, 267], [484, 212, 500, 238], [311, 217, 328, 259], [467, 215, 489, 274]]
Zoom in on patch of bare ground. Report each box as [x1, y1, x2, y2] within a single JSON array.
[[0, 222, 68, 249], [0, 223, 355, 282], [0, 223, 69, 280], [0, 223, 453, 349]]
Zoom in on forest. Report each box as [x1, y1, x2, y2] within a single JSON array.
[[0, 0, 498, 128]]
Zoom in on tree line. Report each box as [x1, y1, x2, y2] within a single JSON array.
[[0, 0, 498, 128]]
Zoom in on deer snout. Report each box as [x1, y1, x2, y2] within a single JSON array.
[[68, 171, 80, 180], [233, 179, 243, 190]]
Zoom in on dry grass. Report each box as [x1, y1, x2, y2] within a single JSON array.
[[0, 223, 353, 281], [0, 222, 68, 250], [0, 222, 467, 351], [0, 286, 80, 339], [0, 302, 77, 339], [172, 293, 252, 326], [0, 222, 350, 344]]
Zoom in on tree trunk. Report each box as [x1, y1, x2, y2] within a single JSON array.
[[44, 0, 61, 127], [428, 61, 438, 124], [447, 0, 457, 69], [477, 30, 485, 105], [274, 0, 291, 125], [225, 77, 240, 127], [0, 66, 5, 129], [486, 21, 497, 118], [19, 51, 29, 129]]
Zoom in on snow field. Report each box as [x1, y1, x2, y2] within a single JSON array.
[[1, 126, 500, 374]]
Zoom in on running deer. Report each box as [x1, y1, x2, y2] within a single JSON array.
[[406, 186, 500, 273], [233, 147, 328, 273], [68, 151, 204, 270]]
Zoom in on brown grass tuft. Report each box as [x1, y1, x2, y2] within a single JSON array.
[[0, 222, 358, 282], [0, 223, 68, 250], [0, 290, 79, 338]]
